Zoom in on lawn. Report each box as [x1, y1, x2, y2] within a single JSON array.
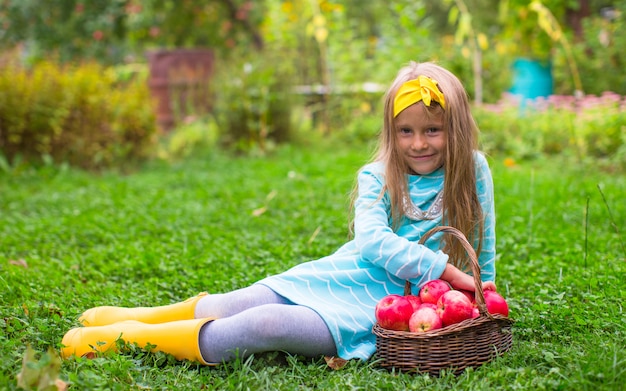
[[1, 143, 625, 390]]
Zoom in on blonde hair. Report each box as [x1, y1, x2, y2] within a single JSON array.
[[353, 61, 484, 267]]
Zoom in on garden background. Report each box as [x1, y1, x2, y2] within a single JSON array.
[[1, 1, 625, 390]]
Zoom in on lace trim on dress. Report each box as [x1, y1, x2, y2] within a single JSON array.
[[403, 191, 444, 220]]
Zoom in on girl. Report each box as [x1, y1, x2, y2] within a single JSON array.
[[61, 61, 497, 365]]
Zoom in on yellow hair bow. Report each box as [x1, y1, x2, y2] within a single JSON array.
[[393, 75, 446, 117]]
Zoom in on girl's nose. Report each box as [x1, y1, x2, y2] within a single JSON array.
[[412, 134, 428, 150]]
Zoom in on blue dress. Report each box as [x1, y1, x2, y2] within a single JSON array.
[[257, 152, 496, 360]]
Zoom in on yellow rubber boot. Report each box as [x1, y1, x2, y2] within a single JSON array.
[[79, 292, 208, 327], [61, 318, 215, 365]]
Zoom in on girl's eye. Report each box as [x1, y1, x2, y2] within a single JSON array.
[[399, 127, 412, 134], [426, 127, 441, 134]]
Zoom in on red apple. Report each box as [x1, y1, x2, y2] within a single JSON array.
[[375, 294, 415, 331], [406, 295, 422, 312], [409, 306, 442, 333], [471, 307, 480, 318], [483, 290, 509, 316], [458, 289, 476, 304], [436, 290, 474, 326], [419, 302, 438, 311], [419, 279, 451, 305]]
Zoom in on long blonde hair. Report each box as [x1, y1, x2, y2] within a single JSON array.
[[353, 61, 484, 266]]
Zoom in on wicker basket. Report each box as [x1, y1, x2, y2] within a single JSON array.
[[372, 226, 514, 375]]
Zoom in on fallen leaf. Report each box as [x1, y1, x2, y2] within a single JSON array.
[[251, 206, 267, 217], [252, 190, 278, 217], [307, 226, 321, 245], [55, 378, 68, 391], [46, 304, 63, 317], [10, 259, 28, 268], [324, 356, 348, 370], [83, 351, 97, 360], [16, 346, 39, 390], [16, 346, 66, 391], [265, 190, 277, 202]]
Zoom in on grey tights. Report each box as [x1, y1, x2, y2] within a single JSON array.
[[195, 285, 337, 363]]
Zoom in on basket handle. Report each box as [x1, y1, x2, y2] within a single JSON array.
[[404, 225, 491, 318]]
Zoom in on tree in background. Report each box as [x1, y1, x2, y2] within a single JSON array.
[[1, 0, 625, 98], [0, 0, 265, 64]]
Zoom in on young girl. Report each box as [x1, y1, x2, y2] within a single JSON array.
[[61, 61, 497, 365]]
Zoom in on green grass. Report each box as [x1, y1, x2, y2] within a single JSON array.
[[1, 143, 625, 390]]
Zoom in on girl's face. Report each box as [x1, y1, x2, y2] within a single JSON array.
[[394, 103, 446, 175]]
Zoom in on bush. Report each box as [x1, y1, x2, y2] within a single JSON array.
[[157, 116, 219, 160], [211, 51, 297, 154], [0, 60, 157, 169], [475, 92, 626, 170]]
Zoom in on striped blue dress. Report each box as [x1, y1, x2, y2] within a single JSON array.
[[257, 151, 496, 361]]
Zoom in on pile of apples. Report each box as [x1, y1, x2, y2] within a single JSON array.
[[375, 279, 509, 333]]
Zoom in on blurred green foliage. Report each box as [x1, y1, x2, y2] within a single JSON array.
[[0, 0, 625, 166], [474, 93, 626, 170], [3, 0, 625, 97], [0, 60, 157, 169], [0, 0, 266, 64], [210, 48, 297, 154]]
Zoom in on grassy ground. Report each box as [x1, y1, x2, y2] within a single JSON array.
[[1, 143, 625, 390]]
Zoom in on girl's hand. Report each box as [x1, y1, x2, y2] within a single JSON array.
[[441, 264, 497, 292], [440, 264, 475, 291]]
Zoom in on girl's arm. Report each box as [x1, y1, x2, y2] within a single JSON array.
[[441, 263, 497, 292], [353, 165, 448, 288], [353, 154, 497, 290]]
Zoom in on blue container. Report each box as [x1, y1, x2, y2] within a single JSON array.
[[509, 58, 553, 100]]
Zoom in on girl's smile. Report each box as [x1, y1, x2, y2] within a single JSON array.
[[395, 103, 446, 175]]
